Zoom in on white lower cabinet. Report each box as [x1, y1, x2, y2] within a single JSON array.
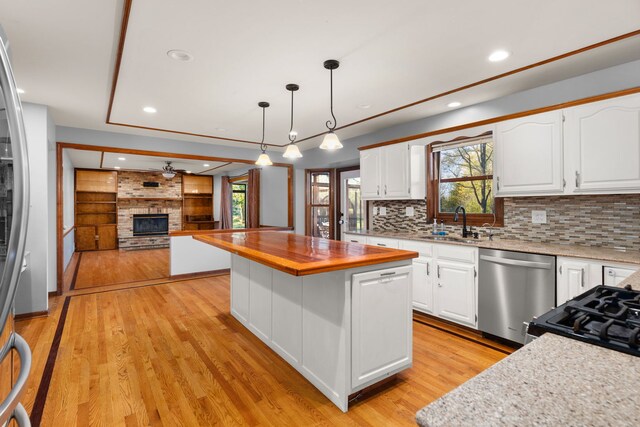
[[435, 260, 477, 328], [556, 257, 638, 305], [351, 266, 412, 389], [399, 240, 434, 314]]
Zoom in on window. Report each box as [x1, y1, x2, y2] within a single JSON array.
[[231, 183, 247, 229], [305, 169, 334, 238], [428, 135, 503, 226]]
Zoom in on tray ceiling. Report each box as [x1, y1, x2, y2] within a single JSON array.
[[3, 0, 640, 151]]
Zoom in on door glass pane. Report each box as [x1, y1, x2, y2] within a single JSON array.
[[231, 183, 246, 228], [345, 177, 363, 232], [310, 207, 330, 238], [311, 172, 330, 205]]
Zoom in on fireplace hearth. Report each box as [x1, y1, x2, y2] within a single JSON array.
[[133, 214, 169, 236]]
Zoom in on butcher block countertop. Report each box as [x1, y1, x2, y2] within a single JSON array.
[[193, 231, 418, 276]]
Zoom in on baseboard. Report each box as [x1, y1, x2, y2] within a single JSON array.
[[170, 268, 230, 280], [15, 310, 49, 320]]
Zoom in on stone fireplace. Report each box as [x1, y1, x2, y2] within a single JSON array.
[[117, 171, 183, 250]]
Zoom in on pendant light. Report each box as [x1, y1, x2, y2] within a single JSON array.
[[283, 83, 302, 159], [319, 59, 343, 150], [255, 101, 273, 166]]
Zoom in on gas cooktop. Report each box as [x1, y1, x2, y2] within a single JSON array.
[[528, 285, 640, 356]]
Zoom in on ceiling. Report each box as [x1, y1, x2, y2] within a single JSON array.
[[2, 0, 640, 152], [65, 148, 255, 176]]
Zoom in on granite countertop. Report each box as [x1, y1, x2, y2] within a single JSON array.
[[345, 230, 640, 265], [415, 333, 640, 427]]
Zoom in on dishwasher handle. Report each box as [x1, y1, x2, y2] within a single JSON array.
[[480, 255, 552, 270]]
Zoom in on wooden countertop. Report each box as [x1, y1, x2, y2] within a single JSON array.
[[193, 231, 418, 276], [170, 226, 292, 237]]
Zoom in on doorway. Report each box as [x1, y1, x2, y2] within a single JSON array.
[[336, 168, 364, 241]]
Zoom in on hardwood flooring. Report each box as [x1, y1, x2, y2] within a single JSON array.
[[17, 275, 512, 426], [72, 248, 170, 290]]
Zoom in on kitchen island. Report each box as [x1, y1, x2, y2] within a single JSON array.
[[195, 231, 418, 411]]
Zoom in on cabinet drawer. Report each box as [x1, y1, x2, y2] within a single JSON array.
[[399, 239, 433, 257], [344, 234, 367, 244], [366, 236, 400, 249], [435, 244, 477, 263]]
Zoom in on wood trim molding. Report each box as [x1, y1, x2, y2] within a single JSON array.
[[62, 226, 75, 238], [359, 86, 640, 151], [14, 310, 49, 320], [105, 3, 640, 148], [56, 143, 64, 295]]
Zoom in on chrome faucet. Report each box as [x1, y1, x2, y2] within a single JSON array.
[[453, 206, 471, 238]]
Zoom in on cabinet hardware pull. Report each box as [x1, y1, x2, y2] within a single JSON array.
[[575, 171, 580, 188], [426, 263, 430, 276], [377, 243, 386, 247], [559, 265, 563, 274], [380, 272, 396, 277], [581, 268, 585, 288], [496, 176, 500, 191], [438, 283, 442, 287], [350, 240, 358, 243], [377, 185, 379, 196], [563, 179, 566, 189], [384, 185, 387, 195], [437, 265, 440, 278]]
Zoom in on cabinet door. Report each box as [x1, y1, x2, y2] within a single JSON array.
[[344, 233, 366, 244], [360, 149, 381, 199], [366, 236, 399, 249], [382, 143, 410, 199], [352, 266, 412, 389], [495, 110, 564, 196], [411, 257, 434, 314], [557, 259, 592, 305], [76, 225, 97, 251], [565, 93, 640, 193], [435, 260, 476, 328], [97, 224, 117, 250]]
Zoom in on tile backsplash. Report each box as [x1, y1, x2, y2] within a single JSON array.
[[371, 194, 640, 251]]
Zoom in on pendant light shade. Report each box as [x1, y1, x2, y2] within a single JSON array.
[[283, 83, 303, 159], [255, 101, 272, 166], [319, 131, 342, 150], [283, 143, 302, 158], [320, 59, 342, 151], [255, 153, 273, 166]]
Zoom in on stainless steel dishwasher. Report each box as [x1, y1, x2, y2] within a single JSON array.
[[478, 249, 556, 344]]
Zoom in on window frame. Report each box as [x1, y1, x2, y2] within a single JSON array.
[[230, 181, 248, 229], [305, 168, 335, 238], [426, 138, 504, 227]]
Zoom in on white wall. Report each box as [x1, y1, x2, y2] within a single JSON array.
[[15, 102, 55, 314], [62, 149, 74, 270], [260, 166, 288, 227]]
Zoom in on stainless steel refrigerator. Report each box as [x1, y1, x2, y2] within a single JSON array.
[[0, 25, 32, 426]]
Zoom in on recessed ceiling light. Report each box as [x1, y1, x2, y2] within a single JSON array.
[[447, 101, 461, 108], [118, 157, 126, 161], [114, 166, 121, 169], [214, 127, 226, 132], [203, 163, 210, 167], [143, 106, 157, 113], [488, 50, 510, 62], [357, 104, 371, 109], [167, 49, 194, 62], [17, 88, 25, 94], [186, 170, 192, 174]]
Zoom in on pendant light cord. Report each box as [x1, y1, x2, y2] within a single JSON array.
[[326, 68, 337, 131], [260, 106, 267, 153], [289, 89, 296, 144]]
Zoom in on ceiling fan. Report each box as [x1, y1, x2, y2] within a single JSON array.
[[149, 161, 187, 179]]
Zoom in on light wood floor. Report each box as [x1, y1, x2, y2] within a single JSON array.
[[72, 248, 170, 290], [17, 275, 511, 426]]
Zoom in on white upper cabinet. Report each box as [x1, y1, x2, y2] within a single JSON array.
[[495, 110, 564, 196], [360, 142, 425, 200], [564, 93, 640, 193], [360, 148, 382, 199]]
